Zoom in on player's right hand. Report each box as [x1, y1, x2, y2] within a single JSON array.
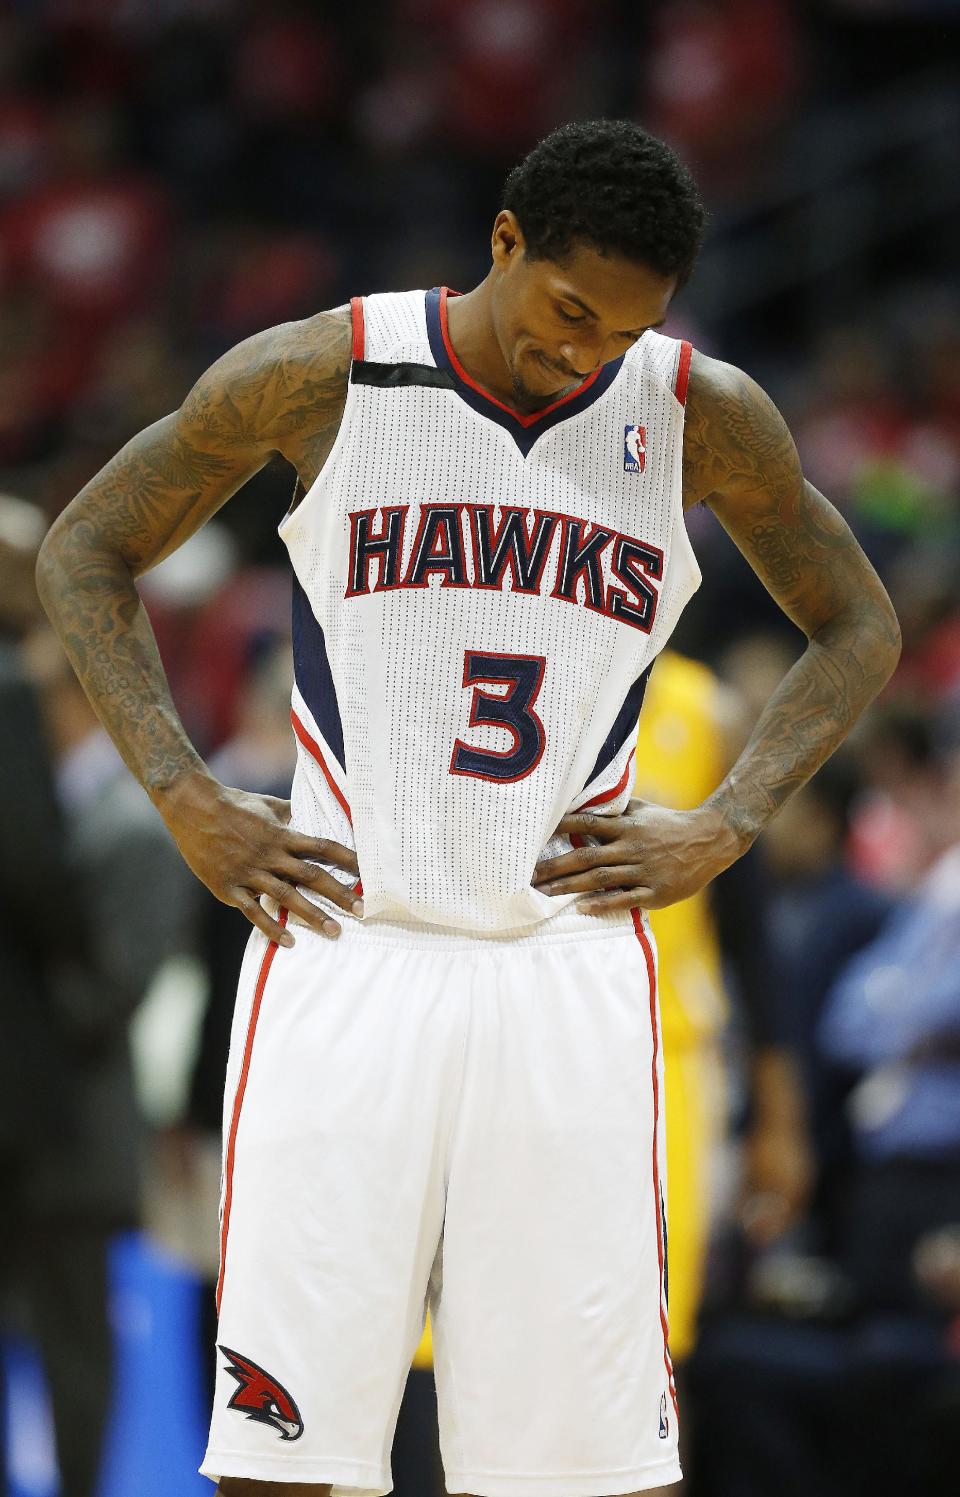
[[157, 771, 361, 946]]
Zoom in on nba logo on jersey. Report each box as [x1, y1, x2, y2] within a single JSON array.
[[659, 1392, 669, 1439], [624, 424, 646, 473]]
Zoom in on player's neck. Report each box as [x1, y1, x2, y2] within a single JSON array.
[[446, 278, 554, 415]]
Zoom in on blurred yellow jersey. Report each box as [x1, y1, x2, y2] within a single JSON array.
[[635, 649, 732, 1359], [636, 650, 728, 1046]]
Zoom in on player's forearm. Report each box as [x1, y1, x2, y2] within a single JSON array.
[[706, 597, 900, 848], [36, 524, 209, 802]]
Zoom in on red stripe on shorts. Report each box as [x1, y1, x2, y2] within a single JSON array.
[[216, 909, 287, 1317], [631, 907, 680, 1427]]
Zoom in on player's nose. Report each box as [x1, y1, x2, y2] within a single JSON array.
[[559, 333, 607, 377]]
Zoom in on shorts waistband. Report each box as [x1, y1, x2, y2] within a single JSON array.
[[307, 906, 642, 951]]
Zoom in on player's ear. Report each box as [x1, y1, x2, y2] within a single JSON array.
[[492, 210, 524, 268]]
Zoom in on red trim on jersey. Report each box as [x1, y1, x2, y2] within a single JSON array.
[[439, 286, 602, 429], [632, 907, 681, 1428], [291, 709, 352, 824], [350, 296, 365, 362], [674, 340, 692, 407], [579, 747, 636, 810], [216, 909, 287, 1316], [290, 710, 363, 897]]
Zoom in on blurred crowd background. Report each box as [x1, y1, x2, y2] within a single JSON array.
[[1, 1, 960, 1496]]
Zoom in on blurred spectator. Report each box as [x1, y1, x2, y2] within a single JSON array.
[[378, 0, 592, 159], [0, 500, 94, 1496], [850, 703, 958, 890], [0, 102, 171, 326], [231, 10, 343, 128], [887, 542, 960, 704], [690, 742, 960, 1497], [762, 755, 894, 1250], [643, 0, 803, 187], [12, 629, 195, 1497], [1, 490, 195, 1497]]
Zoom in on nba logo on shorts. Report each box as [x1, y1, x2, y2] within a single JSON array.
[[624, 424, 646, 473], [658, 1392, 669, 1438]]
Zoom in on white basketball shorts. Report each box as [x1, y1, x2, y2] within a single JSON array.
[[201, 910, 681, 1496]]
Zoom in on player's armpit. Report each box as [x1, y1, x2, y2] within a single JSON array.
[[682, 351, 901, 848]]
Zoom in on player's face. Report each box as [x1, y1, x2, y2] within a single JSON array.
[[489, 213, 677, 404]]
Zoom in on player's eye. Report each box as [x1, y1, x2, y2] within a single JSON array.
[[556, 305, 586, 325]]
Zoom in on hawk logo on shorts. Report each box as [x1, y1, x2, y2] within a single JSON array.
[[219, 1345, 304, 1442], [624, 424, 646, 473], [659, 1392, 669, 1439]]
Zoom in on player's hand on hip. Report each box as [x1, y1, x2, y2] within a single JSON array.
[[158, 772, 361, 945], [531, 797, 739, 913]]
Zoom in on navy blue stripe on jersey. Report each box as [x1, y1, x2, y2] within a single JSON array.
[[583, 662, 653, 791], [351, 360, 455, 390], [291, 575, 346, 770], [425, 288, 624, 458]]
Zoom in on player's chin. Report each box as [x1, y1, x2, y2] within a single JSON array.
[[527, 353, 572, 396]]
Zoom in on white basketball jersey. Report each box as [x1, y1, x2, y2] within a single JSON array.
[[279, 287, 701, 933]]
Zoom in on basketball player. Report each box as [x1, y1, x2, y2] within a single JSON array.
[[37, 121, 900, 1497]]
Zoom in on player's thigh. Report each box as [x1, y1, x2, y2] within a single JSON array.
[[434, 927, 680, 1492], [217, 1482, 332, 1496], [206, 930, 461, 1489]]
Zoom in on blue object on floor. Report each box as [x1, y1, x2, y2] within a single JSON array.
[[3, 1233, 211, 1497], [99, 1233, 211, 1497], [2, 1337, 58, 1497]]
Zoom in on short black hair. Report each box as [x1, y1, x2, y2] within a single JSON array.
[[502, 120, 705, 287]]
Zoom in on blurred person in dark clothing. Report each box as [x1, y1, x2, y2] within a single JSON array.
[[1, 497, 194, 1497], [819, 773, 960, 1311], [761, 753, 894, 1249], [690, 735, 960, 1497], [0, 496, 95, 1497], [852, 701, 959, 891], [22, 632, 195, 1497]]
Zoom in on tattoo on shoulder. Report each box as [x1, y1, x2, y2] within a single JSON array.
[[682, 351, 802, 510], [681, 349, 901, 661], [181, 306, 352, 481]]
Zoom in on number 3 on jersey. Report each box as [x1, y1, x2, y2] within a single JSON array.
[[450, 651, 547, 783]]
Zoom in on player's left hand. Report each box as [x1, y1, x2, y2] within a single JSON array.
[[531, 798, 743, 912]]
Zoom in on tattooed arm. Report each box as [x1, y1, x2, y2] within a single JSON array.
[[534, 350, 900, 911], [686, 352, 901, 847], [37, 309, 359, 945]]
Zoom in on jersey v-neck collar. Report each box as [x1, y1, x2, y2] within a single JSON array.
[[425, 286, 624, 457]]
